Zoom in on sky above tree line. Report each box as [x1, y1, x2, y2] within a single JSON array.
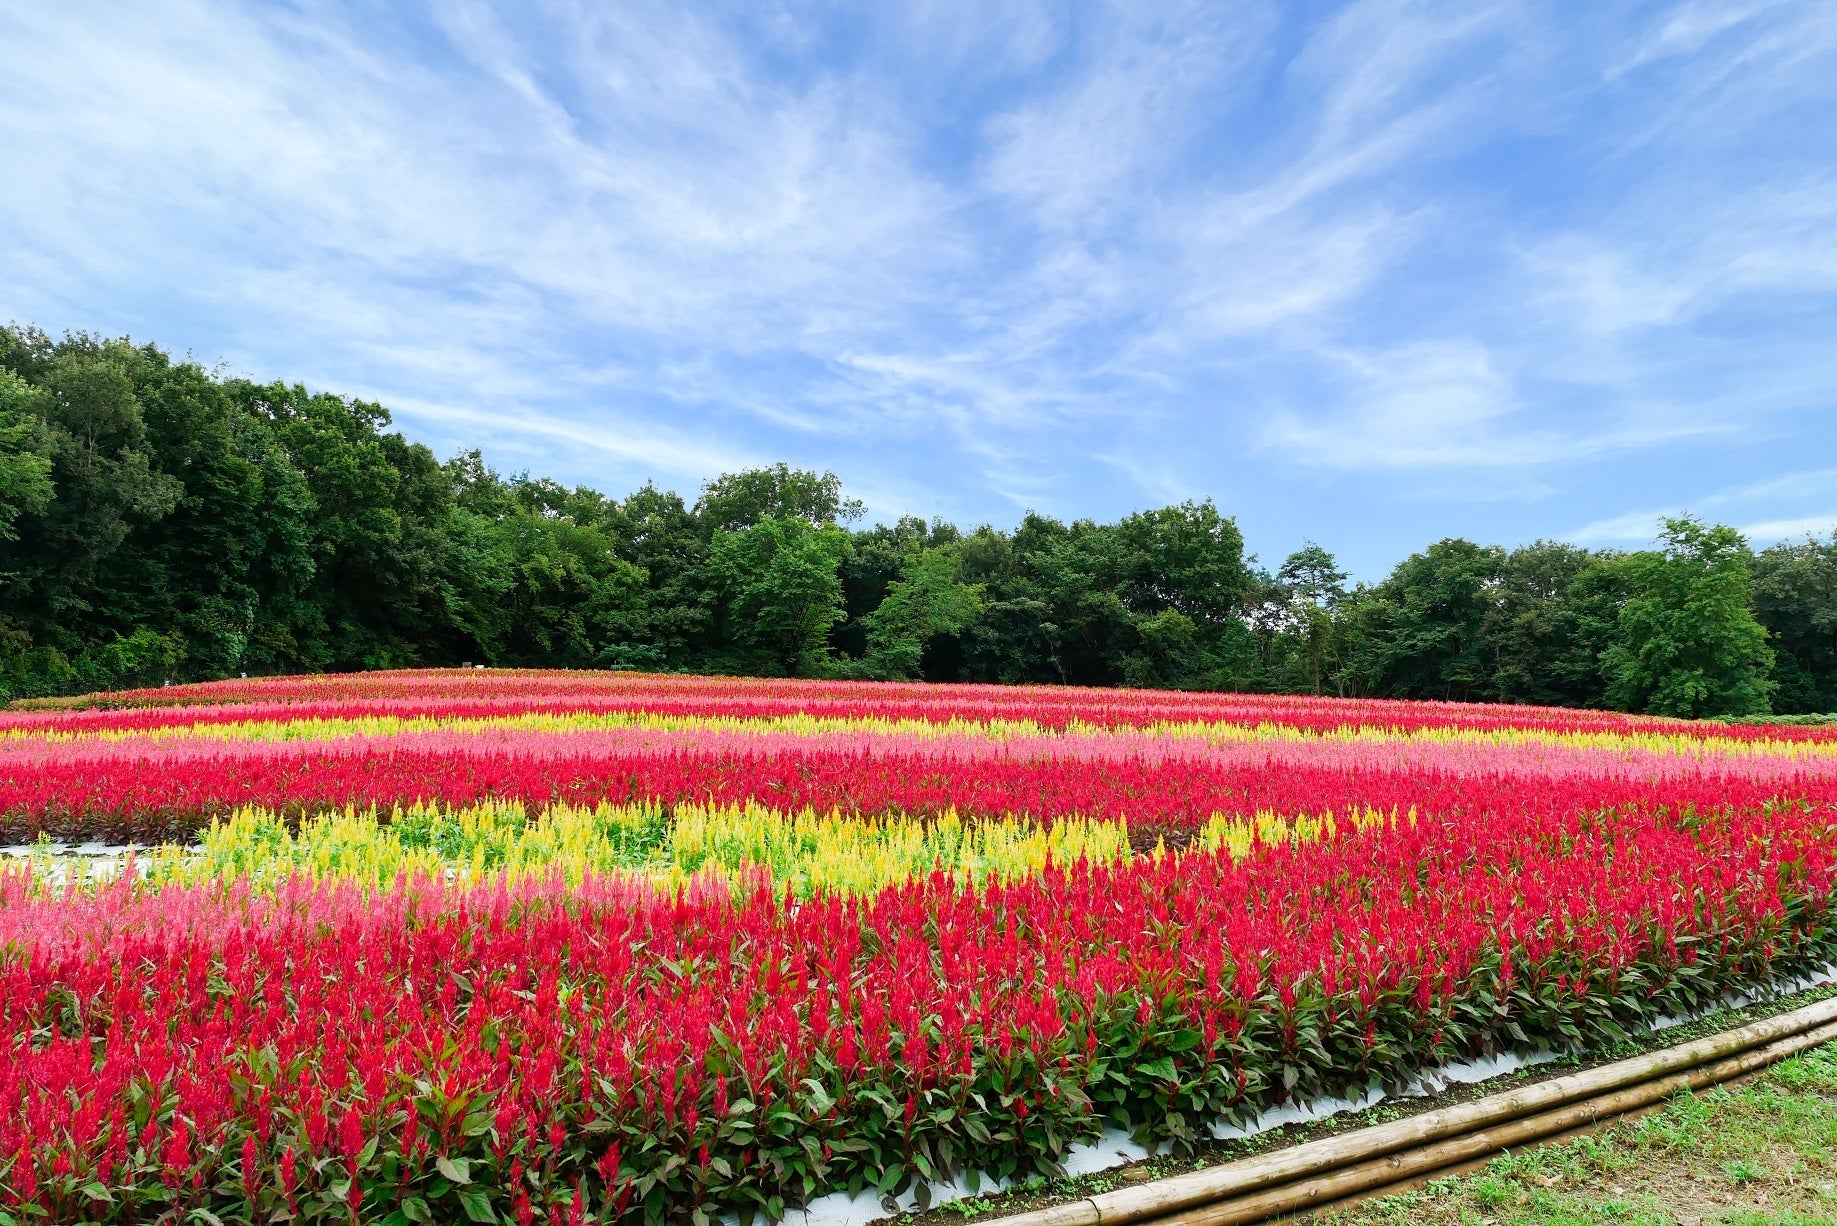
[[2, 0, 1834, 579]]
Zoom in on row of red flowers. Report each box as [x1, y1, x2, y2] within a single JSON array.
[[21, 668, 1827, 741], [7, 729, 1837, 843], [5, 798, 1835, 1224]]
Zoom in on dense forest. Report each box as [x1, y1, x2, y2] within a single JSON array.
[[1, 325, 1832, 717]]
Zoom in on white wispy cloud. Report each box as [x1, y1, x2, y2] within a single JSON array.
[[1569, 510, 1681, 547], [1569, 466, 1837, 546], [979, 2, 1269, 232], [1712, 470, 1837, 506], [0, 0, 1832, 553], [1257, 339, 1722, 474], [1578, 511, 1837, 549], [1740, 515, 1837, 543], [1522, 180, 1837, 337]]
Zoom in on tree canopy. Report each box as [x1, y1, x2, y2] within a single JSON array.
[[3, 324, 1832, 718], [1602, 517, 1774, 717]]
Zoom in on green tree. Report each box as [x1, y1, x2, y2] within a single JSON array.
[[696, 463, 863, 535], [607, 482, 713, 666], [1022, 518, 1134, 684], [708, 515, 853, 674], [12, 337, 184, 618], [1113, 501, 1254, 624], [1279, 543, 1348, 608], [0, 370, 53, 540], [0, 330, 187, 694], [1113, 500, 1257, 686], [1482, 540, 1613, 707], [857, 547, 983, 678], [953, 525, 1059, 684], [1602, 517, 1774, 717], [1275, 543, 1348, 694], [247, 382, 469, 669], [124, 353, 320, 678], [833, 516, 956, 662], [1751, 534, 1837, 713], [1349, 539, 1506, 700], [1549, 552, 1634, 708], [492, 514, 646, 666]]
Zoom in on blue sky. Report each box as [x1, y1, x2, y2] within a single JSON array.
[[3, 1, 1834, 578]]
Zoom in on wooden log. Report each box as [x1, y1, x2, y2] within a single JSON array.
[[1207, 1026, 1826, 1222], [1155, 1014, 1837, 1225], [991, 993, 1837, 1226], [1000, 1204, 1100, 1226]]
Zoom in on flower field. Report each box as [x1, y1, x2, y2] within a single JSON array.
[[5, 670, 1837, 1225]]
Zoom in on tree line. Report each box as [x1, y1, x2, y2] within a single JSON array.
[[2, 326, 1832, 717]]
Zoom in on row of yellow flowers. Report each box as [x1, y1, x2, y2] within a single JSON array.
[[11, 706, 1833, 759], [18, 801, 1407, 896]]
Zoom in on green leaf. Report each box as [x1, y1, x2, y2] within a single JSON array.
[[801, 1078, 836, 1114], [1163, 1028, 1203, 1052], [401, 1197, 434, 1224], [456, 1185, 497, 1224], [1140, 1056, 1178, 1082], [436, 1156, 473, 1186]]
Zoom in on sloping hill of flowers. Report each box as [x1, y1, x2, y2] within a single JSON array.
[[4, 670, 1836, 1224]]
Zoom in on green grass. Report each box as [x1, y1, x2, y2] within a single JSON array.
[[1316, 1040, 1837, 1226], [889, 992, 1837, 1226]]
